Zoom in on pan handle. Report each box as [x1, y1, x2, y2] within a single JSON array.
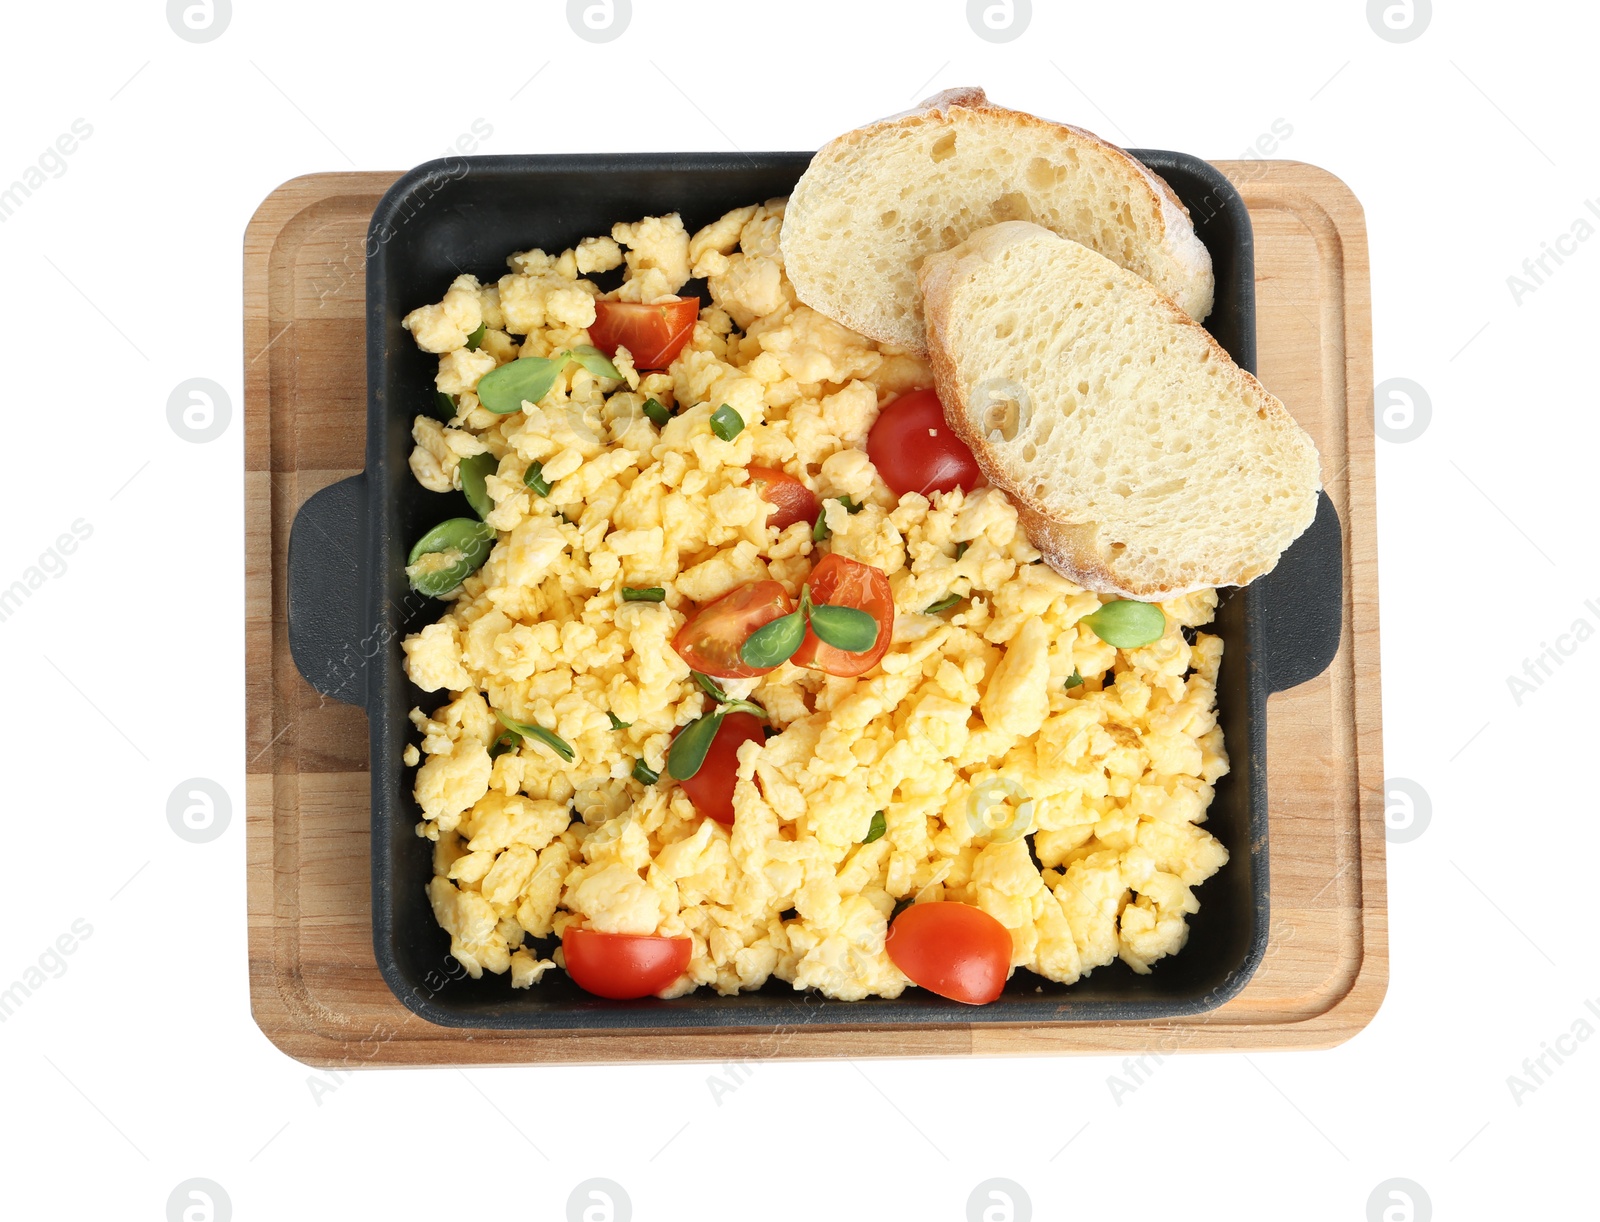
[[1253, 491, 1344, 694], [287, 474, 369, 706]]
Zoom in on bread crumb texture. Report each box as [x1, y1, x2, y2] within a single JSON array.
[[781, 87, 1215, 351], [922, 221, 1321, 599]]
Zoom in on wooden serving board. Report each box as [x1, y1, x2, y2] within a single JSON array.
[[244, 162, 1382, 1066]]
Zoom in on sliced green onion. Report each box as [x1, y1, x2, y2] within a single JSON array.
[[632, 758, 659, 785], [642, 397, 672, 427], [621, 587, 666, 603], [523, 461, 551, 497], [607, 712, 631, 730], [862, 810, 887, 844], [488, 726, 520, 759], [709, 403, 744, 441], [1064, 668, 1084, 690], [493, 709, 573, 761], [923, 593, 963, 615], [1082, 600, 1166, 649], [464, 321, 487, 351], [667, 712, 723, 781], [954, 541, 969, 560], [434, 391, 457, 421]]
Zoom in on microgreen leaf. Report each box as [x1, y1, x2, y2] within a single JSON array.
[[692, 672, 727, 702], [523, 461, 551, 497], [807, 603, 880, 653], [667, 712, 723, 781], [685, 674, 769, 720], [622, 587, 666, 603], [739, 610, 805, 669], [811, 496, 862, 542], [477, 353, 564, 414], [1082, 600, 1166, 649], [524, 726, 573, 759], [569, 343, 622, 380], [405, 518, 496, 598], [493, 709, 574, 761], [923, 593, 963, 615], [632, 758, 659, 785], [642, 397, 672, 427], [709, 403, 744, 441], [862, 810, 887, 844], [457, 452, 496, 520]]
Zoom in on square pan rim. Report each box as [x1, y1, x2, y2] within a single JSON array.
[[362, 148, 1270, 1032]]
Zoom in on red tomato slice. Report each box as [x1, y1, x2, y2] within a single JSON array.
[[884, 901, 1011, 1005], [791, 553, 895, 678], [748, 466, 820, 532], [562, 928, 692, 1000], [672, 580, 796, 679], [588, 297, 700, 370], [867, 388, 983, 497], [674, 711, 765, 826]]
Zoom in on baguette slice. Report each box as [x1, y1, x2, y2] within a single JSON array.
[[920, 221, 1320, 599], [781, 86, 1213, 354]]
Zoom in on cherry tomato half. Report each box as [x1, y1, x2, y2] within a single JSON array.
[[587, 297, 701, 370], [884, 901, 1012, 1005], [867, 388, 983, 498], [748, 465, 820, 532], [792, 553, 895, 678], [562, 928, 692, 1000], [672, 580, 796, 679], [674, 711, 765, 826]]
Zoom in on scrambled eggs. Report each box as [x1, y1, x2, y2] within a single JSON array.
[[398, 200, 1230, 1000]]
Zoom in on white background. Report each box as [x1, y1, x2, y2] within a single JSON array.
[[1, 1, 1593, 1219]]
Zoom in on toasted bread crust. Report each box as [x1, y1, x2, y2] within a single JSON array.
[[920, 222, 1319, 600], [782, 87, 1213, 354]]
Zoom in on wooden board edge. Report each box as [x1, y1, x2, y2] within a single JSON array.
[[244, 159, 1388, 1063], [1228, 156, 1389, 1050]]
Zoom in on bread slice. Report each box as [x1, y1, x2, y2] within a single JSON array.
[[920, 221, 1320, 599], [781, 86, 1214, 354]]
